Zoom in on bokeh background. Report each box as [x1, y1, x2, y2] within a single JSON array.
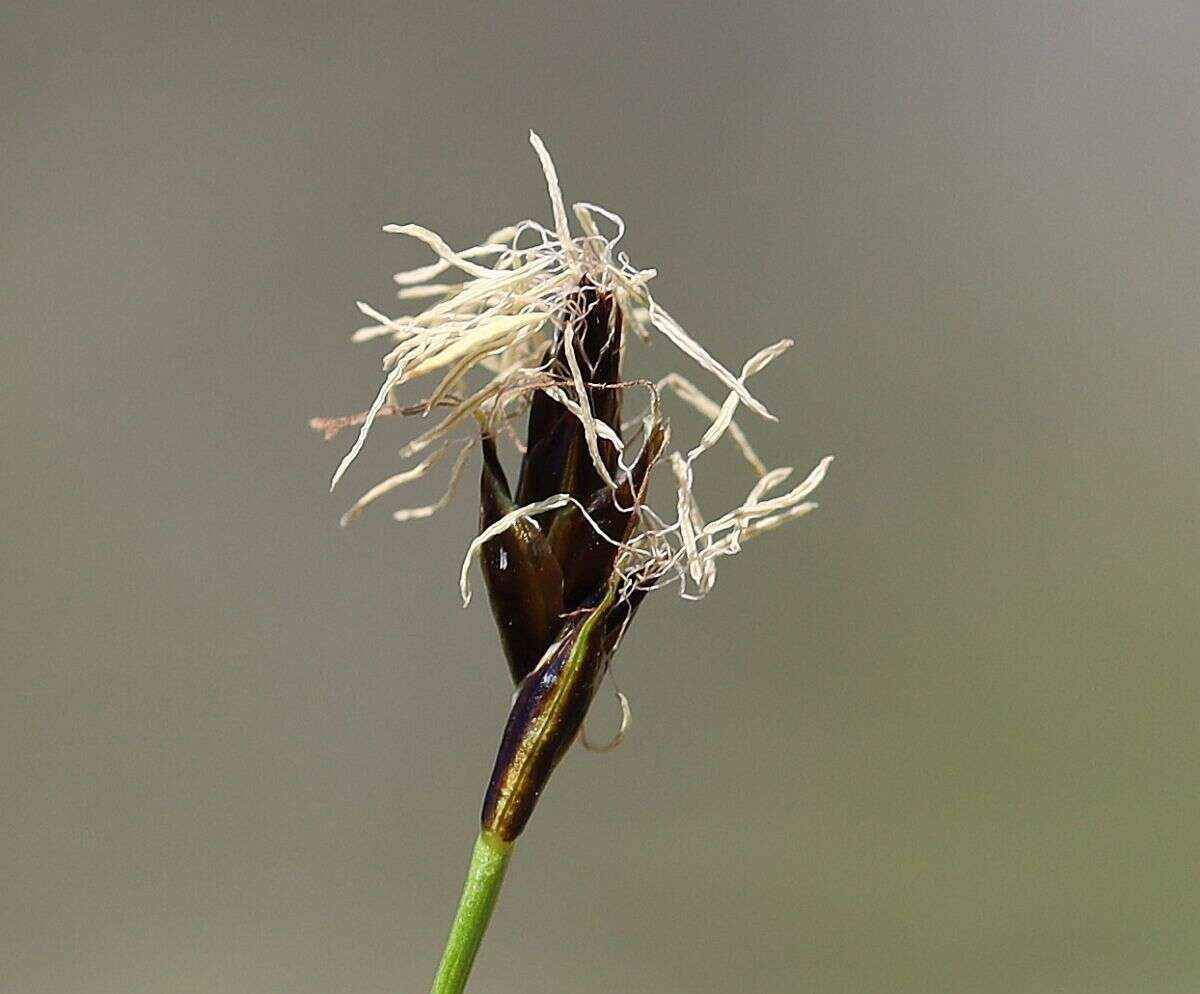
[[4, 3, 1198, 992]]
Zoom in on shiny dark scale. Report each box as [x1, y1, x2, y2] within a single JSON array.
[[477, 282, 667, 842]]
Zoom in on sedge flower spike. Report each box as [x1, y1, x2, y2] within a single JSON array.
[[313, 132, 832, 994]]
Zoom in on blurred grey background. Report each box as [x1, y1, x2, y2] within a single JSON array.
[[4, 3, 1198, 992]]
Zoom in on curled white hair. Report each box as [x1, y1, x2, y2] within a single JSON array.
[[328, 131, 832, 602]]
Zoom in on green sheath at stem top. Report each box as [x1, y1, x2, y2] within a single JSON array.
[[429, 831, 513, 994]]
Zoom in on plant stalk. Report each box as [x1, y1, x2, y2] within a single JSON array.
[[429, 829, 514, 994]]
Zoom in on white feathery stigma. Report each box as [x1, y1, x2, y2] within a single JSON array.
[[328, 131, 832, 604]]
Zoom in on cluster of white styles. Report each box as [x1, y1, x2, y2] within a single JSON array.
[[329, 132, 832, 606]]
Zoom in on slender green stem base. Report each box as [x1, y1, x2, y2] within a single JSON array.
[[429, 830, 514, 994]]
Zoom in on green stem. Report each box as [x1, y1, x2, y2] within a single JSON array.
[[429, 830, 514, 994]]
